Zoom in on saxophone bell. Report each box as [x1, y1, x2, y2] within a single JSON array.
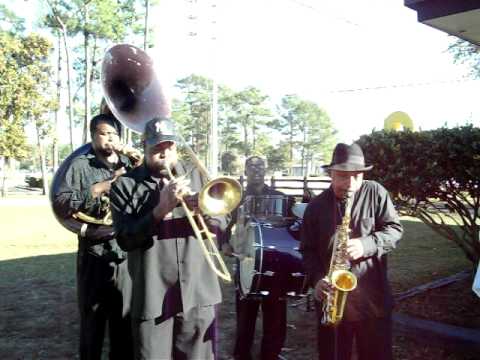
[[329, 269, 358, 324]]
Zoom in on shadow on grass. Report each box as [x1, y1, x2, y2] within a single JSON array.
[[0, 252, 316, 360], [0, 217, 475, 360], [0, 253, 78, 360]]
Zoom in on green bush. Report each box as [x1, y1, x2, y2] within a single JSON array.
[[357, 125, 480, 263]]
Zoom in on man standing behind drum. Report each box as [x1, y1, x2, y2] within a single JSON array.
[[223, 155, 288, 360]]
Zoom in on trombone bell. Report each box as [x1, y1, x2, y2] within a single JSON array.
[[199, 177, 243, 216]]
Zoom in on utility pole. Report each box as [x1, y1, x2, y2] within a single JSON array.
[[144, 0, 150, 50], [186, 0, 219, 176], [210, 75, 219, 177], [209, 1, 218, 176]]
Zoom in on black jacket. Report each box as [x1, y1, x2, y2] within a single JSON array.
[[110, 162, 229, 320], [54, 147, 132, 258]]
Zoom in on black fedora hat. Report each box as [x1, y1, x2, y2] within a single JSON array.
[[323, 143, 373, 172]]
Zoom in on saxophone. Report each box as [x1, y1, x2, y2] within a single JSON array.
[[321, 192, 358, 326]]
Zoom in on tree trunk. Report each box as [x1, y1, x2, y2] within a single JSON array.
[[144, 0, 150, 51], [83, 3, 91, 144], [252, 117, 256, 153], [36, 125, 49, 196], [142, 0, 150, 146], [1, 157, 10, 197], [301, 120, 307, 176], [63, 29, 74, 153], [289, 125, 294, 175], [53, 34, 61, 172], [49, 9, 74, 153], [243, 123, 249, 157]]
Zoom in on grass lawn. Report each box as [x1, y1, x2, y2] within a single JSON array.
[[0, 196, 76, 261], [0, 195, 477, 359], [389, 216, 472, 292]]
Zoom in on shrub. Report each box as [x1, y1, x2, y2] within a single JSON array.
[[357, 125, 480, 263]]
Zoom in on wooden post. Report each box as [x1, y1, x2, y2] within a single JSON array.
[[271, 175, 276, 190]]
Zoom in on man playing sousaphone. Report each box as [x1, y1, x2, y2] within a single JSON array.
[[223, 155, 292, 360], [53, 111, 138, 359]]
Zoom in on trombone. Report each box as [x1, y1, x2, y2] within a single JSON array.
[[165, 150, 241, 282]]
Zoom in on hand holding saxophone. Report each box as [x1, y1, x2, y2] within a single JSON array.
[[314, 278, 331, 301], [346, 238, 365, 260]]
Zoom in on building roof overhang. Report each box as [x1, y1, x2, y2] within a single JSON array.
[[405, 0, 480, 46]]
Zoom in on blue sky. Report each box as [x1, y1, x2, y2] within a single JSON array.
[[151, 0, 480, 143], [7, 0, 480, 145]]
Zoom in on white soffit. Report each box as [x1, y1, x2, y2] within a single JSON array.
[[424, 8, 480, 45]]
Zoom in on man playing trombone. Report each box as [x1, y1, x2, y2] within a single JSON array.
[[110, 117, 231, 360]]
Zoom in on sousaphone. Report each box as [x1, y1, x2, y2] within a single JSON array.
[[101, 44, 242, 281]]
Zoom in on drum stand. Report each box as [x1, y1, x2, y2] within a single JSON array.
[[288, 290, 314, 312]]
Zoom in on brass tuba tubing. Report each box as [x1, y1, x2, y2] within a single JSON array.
[[50, 143, 115, 239]]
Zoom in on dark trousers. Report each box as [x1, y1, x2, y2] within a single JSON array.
[[132, 305, 217, 360], [233, 293, 287, 360], [316, 314, 393, 360], [77, 251, 133, 360]]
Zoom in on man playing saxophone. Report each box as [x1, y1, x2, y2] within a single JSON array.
[[301, 143, 403, 360]]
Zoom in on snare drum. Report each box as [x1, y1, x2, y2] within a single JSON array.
[[243, 195, 290, 221], [236, 221, 307, 298]]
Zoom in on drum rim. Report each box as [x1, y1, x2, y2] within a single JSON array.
[[244, 194, 290, 199]]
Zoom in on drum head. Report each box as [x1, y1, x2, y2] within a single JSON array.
[[236, 221, 308, 298], [236, 223, 260, 297], [291, 203, 308, 218], [238, 256, 255, 296]]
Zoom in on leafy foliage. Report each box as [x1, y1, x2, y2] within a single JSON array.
[[173, 76, 274, 169], [218, 85, 243, 153], [357, 126, 480, 263], [220, 151, 241, 175], [447, 39, 480, 79], [269, 94, 337, 174], [263, 142, 289, 172], [174, 74, 212, 163], [228, 86, 272, 157], [41, 0, 155, 142], [0, 31, 55, 160], [172, 76, 336, 175], [0, 4, 25, 34], [269, 94, 302, 166]]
